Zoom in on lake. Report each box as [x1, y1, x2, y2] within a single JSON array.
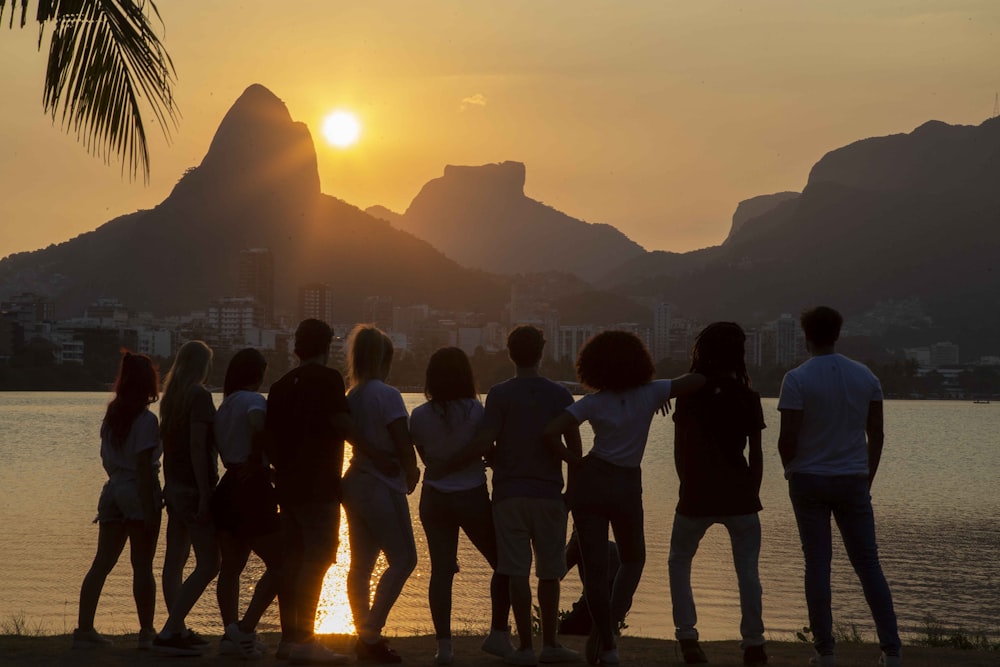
[[1, 392, 998, 642]]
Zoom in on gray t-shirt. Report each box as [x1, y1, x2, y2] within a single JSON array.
[[483, 376, 573, 503], [411, 398, 487, 493], [778, 353, 883, 478]]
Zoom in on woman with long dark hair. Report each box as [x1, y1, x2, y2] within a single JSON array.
[[668, 322, 767, 666], [543, 330, 703, 666], [153, 340, 220, 656], [212, 348, 281, 659], [73, 351, 162, 650], [410, 347, 512, 664]]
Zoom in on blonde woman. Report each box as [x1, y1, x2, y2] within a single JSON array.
[[343, 325, 420, 663], [152, 340, 221, 656]]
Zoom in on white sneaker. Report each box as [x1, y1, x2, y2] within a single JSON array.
[[598, 648, 619, 666], [505, 648, 539, 666], [137, 627, 156, 650], [539, 645, 581, 663], [223, 622, 264, 659], [72, 628, 113, 649], [435, 639, 454, 665], [482, 627, 515, 657], [290, 639, 353, 665], [878, 653, 901, 667]]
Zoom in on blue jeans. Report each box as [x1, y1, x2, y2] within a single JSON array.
[[668, 512, 765, 648], [788, 473, 900, 657]]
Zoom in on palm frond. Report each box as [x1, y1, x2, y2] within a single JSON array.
[[2, 0, 178, 182]]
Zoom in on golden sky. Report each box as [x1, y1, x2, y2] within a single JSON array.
[[1, 1, 998, 261]]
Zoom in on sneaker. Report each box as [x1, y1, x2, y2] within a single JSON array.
[[223, 622, 264, 659], [435, 640, 454, 666], [290, 639, 353, 665], [585, 629, 600, 666], [357, 638, 402, 664], [183, 628, 211, 648], [483, 627, 515, 658], [152, 631, 206, 656], [809, 653, 835, 667], [878, 653, 901, 667], [540, 644, 581, 663], [743, 644, 768, 666], [72, 627, 113, 649], [679, 639, 708, 665], [277, 641, 299, 660], [598, 648, 619, 666], [138, 627, 157, 650], [505, 648, 539, 666]]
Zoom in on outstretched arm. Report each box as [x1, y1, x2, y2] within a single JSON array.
[[334, 412, 398, 477], [543, 411, 583, 467], [866, 400, 885, 488], [777, 409, 803, 470]]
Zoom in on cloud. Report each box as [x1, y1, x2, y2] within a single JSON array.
[[460, 93, 488, 111]]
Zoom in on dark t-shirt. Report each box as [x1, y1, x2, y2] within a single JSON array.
[[265, 363, 350, 505], [162, 384, 218, 490], [484, 375, 573, 503], [672, 376, 765, 517]]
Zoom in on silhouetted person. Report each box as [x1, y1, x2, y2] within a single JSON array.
[[154, 341, 220, 656], [557, 528, 621, 637], [668, 323, 767, 666], [74, 352, 162, 651], [476, 325, 581, 665], [265, 320, 352, 664], [411, 347, 512, 664], [544, 330, 702, 666], [778, 307, 901, 667], [212, 348, 281, 659], [343, 324, 420, 663]]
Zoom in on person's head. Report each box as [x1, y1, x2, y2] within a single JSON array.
[[424, 346, 477, 405], [575, 330, 655, 392], [294, 318, 333, 361], [506, 325, 545, 368], [223, 348, 267, 396], [346, 324, 394, 389], [800, 306, 842, 349], [102, 350, 160, 448], [690, 321, 750, 387], [160, 340, 213, 435]]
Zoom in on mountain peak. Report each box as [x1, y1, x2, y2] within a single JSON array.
[[437, 161, 527, 198]]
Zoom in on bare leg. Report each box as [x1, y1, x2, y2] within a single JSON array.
[[161, 521, 220, 634], [217, 531, 252, 627], [537, 578, 560, 648], [161, 514, 191, 612], [126, 517, 161, 630], [509, 575, 534, 651], [78, 522, 128, 630], [240, 531, 283, 631]]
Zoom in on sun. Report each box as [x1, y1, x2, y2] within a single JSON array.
[[322, 110, 361, 148]]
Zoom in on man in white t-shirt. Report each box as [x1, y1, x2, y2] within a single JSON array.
[[777, 307, 901, 667]]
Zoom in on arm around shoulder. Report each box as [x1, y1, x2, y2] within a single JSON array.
[[669, 373, 706, 398]]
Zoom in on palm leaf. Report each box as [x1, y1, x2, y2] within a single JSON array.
[[1, 0, 178, 182]]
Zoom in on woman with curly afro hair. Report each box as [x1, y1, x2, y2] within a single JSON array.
[[543, 330, 703, 666]]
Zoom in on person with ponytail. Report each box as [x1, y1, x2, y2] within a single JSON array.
[[667, 322, 768, 666], [153, 340, 220, 656], [73, 351, 162, 650]]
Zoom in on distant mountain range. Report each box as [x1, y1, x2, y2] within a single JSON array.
[[2, 84, 999, 355], [0, 85, 506, 321]]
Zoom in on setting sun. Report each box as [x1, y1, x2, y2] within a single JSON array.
[[322, 110, 361, 148]]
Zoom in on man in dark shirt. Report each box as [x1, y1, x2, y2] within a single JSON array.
[[265, 319, 352, 665]]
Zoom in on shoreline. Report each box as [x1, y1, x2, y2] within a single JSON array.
[[2, 633, 998, 666]]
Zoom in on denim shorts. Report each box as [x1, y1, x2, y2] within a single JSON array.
[[95, 476, 162, 523]]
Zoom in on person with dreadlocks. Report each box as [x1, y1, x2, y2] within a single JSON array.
[[667, 322, 768, 667], [543, 330, 703, 666]]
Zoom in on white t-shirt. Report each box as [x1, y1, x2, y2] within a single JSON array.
[[214, 390, 267, 466], [101, 409, 162, 478], [565, 379, 673, 468], [348, 379, 410, 493], [778, 353, 883, 478], [410, 398, 487, 493]]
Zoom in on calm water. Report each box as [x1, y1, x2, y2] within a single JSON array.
[[1, 392, 998, 641]]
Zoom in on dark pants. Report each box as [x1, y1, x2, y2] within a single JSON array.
[[788, 473, 901, 657], [569, 455, 644, 648], [419, 483, 511, 638], [278, 501, 340, 644]]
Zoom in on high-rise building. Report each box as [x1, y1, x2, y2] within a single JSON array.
[[238, 248, 274, 325], [653, 302, 671, 362], [299, 283, 334, 324], [362, 296, 394, 330]]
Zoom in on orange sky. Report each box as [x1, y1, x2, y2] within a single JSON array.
[[1, 1, 998, 261]]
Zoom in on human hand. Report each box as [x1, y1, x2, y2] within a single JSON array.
[[658, 400, 672, 417]]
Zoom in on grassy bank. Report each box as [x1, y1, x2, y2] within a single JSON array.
[[2, 633, 998, 666]]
